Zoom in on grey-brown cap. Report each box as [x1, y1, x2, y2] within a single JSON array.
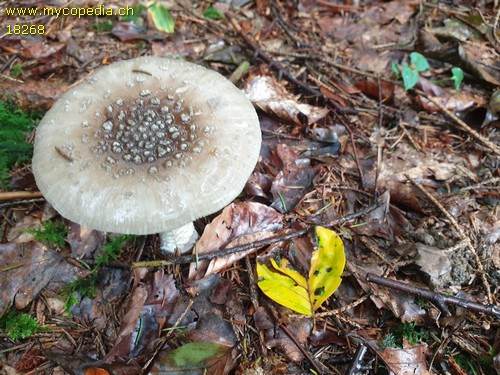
[[32, 56, 261, 235]]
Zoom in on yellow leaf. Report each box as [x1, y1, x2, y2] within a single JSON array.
[[309, 226, 346, 310], [256, 262, 313, 315], [270, 258, 307, 288], [256, 226, 345, 316]]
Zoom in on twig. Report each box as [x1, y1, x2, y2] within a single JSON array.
[[366, 273, 499, 318], [277, 320, 325, 374], [142, 300, 195, 371], [316, 0, 364, 11], [227, 13, 324, 99], [405, 174, 493, 304], [0, 191, 43, 201], [291, 294, 371, 321], [269, 0, 303, 47], [0, 197, 45, 210], [345, 343, 369, 375], [373, 75, 384, 197], [132, 201, 384, 268], [166, 200, 384, 265], [398, 121, 422, 151], [171, 228, 308, 265], [245, 256, 260, 312], [342, 121, 366, 189], [316, 294, 371, 319], [460, 177, 500, 192], [419, 92, 500, 156]]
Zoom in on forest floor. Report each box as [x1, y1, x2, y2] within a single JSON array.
[[0, 1, 499, 374]]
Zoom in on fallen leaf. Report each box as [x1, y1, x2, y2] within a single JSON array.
[[188, 202, 282, 280], [309, 227, 345, 310], [20, 40, 65, 59], [253, 307, 310, 362], [85, 368, 110, 375], [354, 79, 395, 102], [257, 227, 345, 315], [415, 243, 452, 287], [245, 75, 329, 126], [148, 2, 175, 33], [0, 242, 64, 310], [270, 144, 317, 213], [106, 269, 179, 359], [378, 342, 432, 375], [151, 342, 232, 374]]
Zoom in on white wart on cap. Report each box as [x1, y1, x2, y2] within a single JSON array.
[[32, 56, 261, 253]]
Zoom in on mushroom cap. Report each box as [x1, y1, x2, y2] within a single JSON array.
[[32, 57, 261, 235]]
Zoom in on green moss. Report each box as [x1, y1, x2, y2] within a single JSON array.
[[11, 64, 23, 78], [380, 333, 397, 349], [380, 322, 429, 349], [95, 234, 135, 268], [0, 99, 41, 188], [454, 347, 495, 375], [90, 19, 114, 32], [62, 273, 98, 314], [63, 235, 136, 313], [26, 220, 68, 249], [0, 311, 46, 340]]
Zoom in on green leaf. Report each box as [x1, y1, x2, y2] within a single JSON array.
[[309, 227, 346, 310], [158, 342, 228, 369], [401, 63, 419, 90], [451, 67, 464, 91], [148, 2, 174, 33], [120, 3, 145, 23], [410, 52, 429, 72], [391, 61, 400, 77], [203, 5, 224, 20], [257, 226, 345, 316]]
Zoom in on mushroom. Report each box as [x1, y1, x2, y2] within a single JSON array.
[[32, 56, 261, 253]]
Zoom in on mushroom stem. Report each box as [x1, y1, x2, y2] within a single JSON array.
[[160, 222, 199, 254]]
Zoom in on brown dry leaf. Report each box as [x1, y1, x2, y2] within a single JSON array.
[[270, 144, 317, 213], [459, 42, 500, 85], [0, 79, 66, 112], [106, 282, 148, 359], [378, 0, 417, 25], [351, 191, 412, 242], [245, 171, 273, 199], [347, 262, 426, 322], [416, 76, 445, 97], [188, 202, 282, 280], [415, 243, 452, 287], [6, 214, 42, 243], [244, 75, 329, 126], [367, 143, 470, 191], [418, 90, 487, 114], [67, 223, 105, 259], [111, 22, 168, 42], [171, 275, 241, 348], [354, 79, 395, 102], [14, 349, 45, 373], [378, 342, 433, 375], [20, 40, 65, 59], [106, 269, 179, 359], [0, 242, 65, 310], [254, 307, 313, 362]]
